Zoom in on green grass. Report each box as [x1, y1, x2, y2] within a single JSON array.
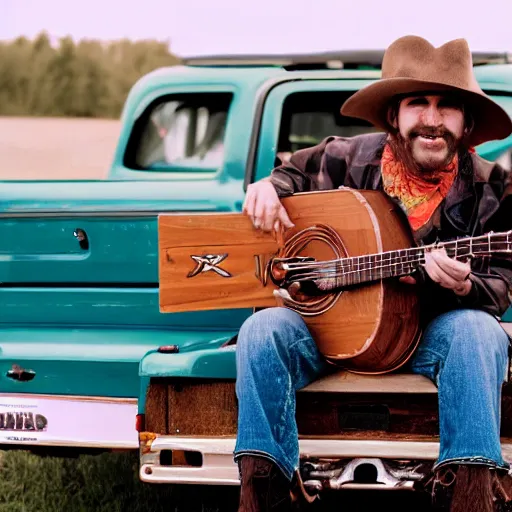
[[0, 451, 436, 511], [0, 450, 239, 512]]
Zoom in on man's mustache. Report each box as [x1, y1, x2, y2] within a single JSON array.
[[407, 125, 455, 142]]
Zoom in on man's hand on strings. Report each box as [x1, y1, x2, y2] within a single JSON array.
[[400, 247, 472, 296], [243, 180, 295, 232]]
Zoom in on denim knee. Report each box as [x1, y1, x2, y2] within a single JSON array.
[[411, 309, 509, 383], [236, 307, 327, 391], [237, 307, 307, 363], [429, 309, 508, 358]]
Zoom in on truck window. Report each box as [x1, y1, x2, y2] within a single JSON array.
[[275, 91, 512, 168], [253, 85, 512, 184], [275, 91, 378, 164], [127, 93, 233, 172]]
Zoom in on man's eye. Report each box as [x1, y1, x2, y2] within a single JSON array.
[[407, 98, 428, 106], [439, 100, 463, 110]]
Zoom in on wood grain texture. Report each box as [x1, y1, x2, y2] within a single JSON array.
[[144, 381, 168, 434], [167, 379, 238, 436], [158, 189, 421, 373], [340, 191, 421, 373], [301, 370, 437, 393], [145, 379, 512, 440], [158, 213, 279, 311], [281, 189, 383, 364]]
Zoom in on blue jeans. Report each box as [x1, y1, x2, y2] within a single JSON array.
[[234, 307, 510, 481]]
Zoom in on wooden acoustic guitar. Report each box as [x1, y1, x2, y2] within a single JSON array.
[[158, 188, 512, 374]]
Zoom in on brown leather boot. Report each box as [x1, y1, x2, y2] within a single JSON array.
[[237, 455, 293, 512], [428, 464, 512, 512], [449, 465, 495, 512]]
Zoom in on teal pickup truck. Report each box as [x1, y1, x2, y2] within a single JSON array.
[[1, 50, 512, 494]]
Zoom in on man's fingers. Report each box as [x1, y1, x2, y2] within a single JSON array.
[[425, 252, 461, 289], [277, 206, 295, 229], [261, 202, 280, 232], [244, 182, 286, 231], [252, 194, 268, 229], [243, 188, 256, 219], [429, 249, 471, 281]]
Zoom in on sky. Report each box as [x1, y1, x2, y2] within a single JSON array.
[[1, 0, 511, 57]]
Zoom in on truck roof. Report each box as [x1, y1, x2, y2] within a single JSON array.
[[131, 49, 512, 96], [116, 51, 512, 180], [182, 49, 512, 69]]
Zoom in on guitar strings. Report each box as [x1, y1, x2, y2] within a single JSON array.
[[289, 261, 422, 284], [282, 242, 511, 285], [281, 240, 511, 272]]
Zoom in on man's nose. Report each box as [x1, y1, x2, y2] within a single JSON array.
[[422, 104, 443, 126]]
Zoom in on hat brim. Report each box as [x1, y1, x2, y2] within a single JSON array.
[[340, 78, 512, 147]]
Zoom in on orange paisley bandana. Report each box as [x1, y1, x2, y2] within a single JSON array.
[[381, 143, 458, 232]]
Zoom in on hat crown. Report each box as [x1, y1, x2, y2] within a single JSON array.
[[340, 35, 512, 146], [381, 36, 481, 93]]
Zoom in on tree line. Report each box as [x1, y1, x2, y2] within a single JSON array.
[[0, 32, 180, 118]]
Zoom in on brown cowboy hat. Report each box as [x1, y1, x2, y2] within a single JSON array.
[[340, 35, 512, 146]]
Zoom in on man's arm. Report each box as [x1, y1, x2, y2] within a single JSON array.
[[245, 137, 348, 231], [410, 164, 512, 318], [268, 136, 347, 197], [460, 261, 512, 317], [466, 164, 512, 317], [415, 249, 512, 317]]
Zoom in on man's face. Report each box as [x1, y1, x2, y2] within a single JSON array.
[[396, 94, 465, 171]]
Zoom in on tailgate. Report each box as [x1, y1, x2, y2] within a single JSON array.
[[0, 179, 243, 284], [0, 179, 249, 399], [0, 215, 159, 283], [0, 327, 237, 397]]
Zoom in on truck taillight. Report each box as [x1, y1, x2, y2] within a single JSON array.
[[136, 414, 145, 432]]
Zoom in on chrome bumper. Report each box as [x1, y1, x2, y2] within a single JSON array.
[[0, 393, 138, 450], [141, 436, 512, 489]]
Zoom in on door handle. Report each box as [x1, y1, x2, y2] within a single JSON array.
[[6, 364, 36, 382]]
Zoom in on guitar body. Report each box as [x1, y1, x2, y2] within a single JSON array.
[[158, 189, 421, 374]]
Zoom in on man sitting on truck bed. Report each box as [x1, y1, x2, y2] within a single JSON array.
[[235, 35, 512, 512]]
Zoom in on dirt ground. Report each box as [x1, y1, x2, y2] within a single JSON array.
[[0, 116, 121, 180]]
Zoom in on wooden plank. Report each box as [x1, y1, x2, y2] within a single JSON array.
[[300, 371, 437, 393], [159, 241, 278, 313], [158, 212, 273, 248], [145, 382, 168, 434], [168, 380, 238, 436]]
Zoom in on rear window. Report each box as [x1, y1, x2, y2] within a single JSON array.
[[127, 92, 233, 172], [275, 91, 378, 164], [275, 91, 512, 168]]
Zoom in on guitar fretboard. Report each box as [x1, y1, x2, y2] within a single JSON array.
[[289, 231, 512, 290]]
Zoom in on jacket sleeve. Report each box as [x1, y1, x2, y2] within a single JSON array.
[[458, 262, 512, 317], [268, 137, 348, 198], [457, 165, 512, 318]]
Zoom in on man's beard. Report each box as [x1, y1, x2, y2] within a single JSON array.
[[388, 125, 465, 183]]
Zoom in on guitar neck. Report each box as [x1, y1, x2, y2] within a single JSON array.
[[299, 231, 512, 291]]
